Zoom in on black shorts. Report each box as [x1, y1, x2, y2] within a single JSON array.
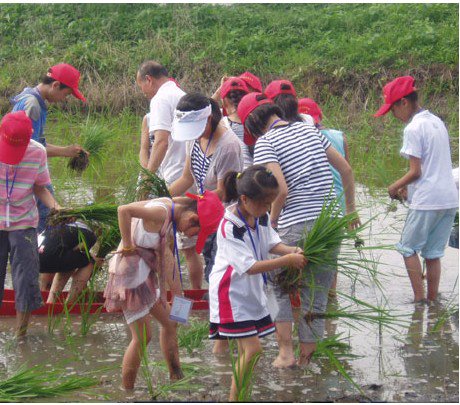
[[209, 314, 275, 340], [39, 225, 96, 274]]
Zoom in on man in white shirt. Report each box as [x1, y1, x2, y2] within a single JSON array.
[[375, 75, 458, 303], [136, 61, 186, 185]]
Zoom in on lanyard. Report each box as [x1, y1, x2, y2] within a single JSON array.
[[198, 132, 214, 195], [171, 202, 183, 286], [5, 166, 18, 228], [268, 119, 283, 130], [236, 207, 267, 284]]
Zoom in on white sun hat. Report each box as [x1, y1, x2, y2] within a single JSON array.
[[172, 104, 212, 141]]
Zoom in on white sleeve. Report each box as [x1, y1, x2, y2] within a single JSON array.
[[267, 222, 282, 250], [149, 97, 173, 133], [400, 126, 422, 159]]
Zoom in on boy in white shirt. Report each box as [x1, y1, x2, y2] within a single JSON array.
[[375, 76, 458, 303]]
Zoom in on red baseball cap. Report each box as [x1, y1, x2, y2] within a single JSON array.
[[264, 79, 297, 99], [48, 63, 86, 103], [220, 77, 249, 100], [239, 71, 263, 93], [237, 93, 274, 146], [0, 111, 33, 165], [298, 98, 322, 124], [185, 190, 225, 254], [374, 76, 417, 117]]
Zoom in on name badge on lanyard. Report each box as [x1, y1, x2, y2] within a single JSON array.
[[5, 166, 18, 228]]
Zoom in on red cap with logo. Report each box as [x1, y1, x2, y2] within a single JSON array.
[[298, 98, 323, 124], [220, 77, 249, 100], [48, 63, 86, 103], [237, 93, 274, 146], [239, 71, 263, 93], [185, 190, 225, 254], [264, 79, 297, 99], [374, 76, 417, 117], [0, 111, 33, 165]]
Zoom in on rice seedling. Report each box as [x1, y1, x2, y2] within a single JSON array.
[[94, 224, 121, 258], [0, 363, 99, 402], [48, 204, 119, 228], [136, 166, 171, 200], [137, 324, 155, 398], [177, 320, 209, 354], [228, 339, 261, 402], [150, 360, 209, 376], [78, 282, 104, 337], [152, 375, 202, 400], [68, 122, 115, 172]]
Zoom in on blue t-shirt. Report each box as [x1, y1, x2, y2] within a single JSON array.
[[321, 128, 346, 213], [11, 87, 48, 146]]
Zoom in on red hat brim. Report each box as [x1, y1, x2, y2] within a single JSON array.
[[374, 103, 392, 117], [243, 127, 257, 146], [72, 88, 86, 103]]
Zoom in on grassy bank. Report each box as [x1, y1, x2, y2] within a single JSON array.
[[1, 3, 458, 192]]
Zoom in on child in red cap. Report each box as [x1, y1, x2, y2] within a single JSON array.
[[209, 165, 306, 401], [104, 190, 223, 390], [375, 75, 458, 303], [0, 111, 60, 336], [10, 63, 87, 233]]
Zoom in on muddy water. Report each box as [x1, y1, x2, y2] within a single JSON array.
[[0, 187, 458, 402]]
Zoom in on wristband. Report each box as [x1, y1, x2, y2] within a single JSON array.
[[121, 246, 136, 253]]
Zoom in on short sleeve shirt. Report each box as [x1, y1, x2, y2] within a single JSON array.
[[400, 110, 458, 210], [254, 121, 335, 228], [209, 206, 282, 324], [0, 140, 51, 230], [148, 81, 187, 184]]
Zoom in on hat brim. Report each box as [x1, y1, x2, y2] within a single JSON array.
[[243, 127, 257, 146], [374, 103, 392, 117], [0, 140, 28, 165], [172, 118, 208, 142], [72, 88, 86, 103], [195, 229, 209, 254]]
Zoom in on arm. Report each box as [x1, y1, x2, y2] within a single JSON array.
[[146, 130, 170, 174], [210, 75, 228, 104], [168, 155, 194, 196], [46, 143, 84, 158], [388, 156, 421, 199], [342, 134, 350, 163], [265, 162, 288, 228], [33, 184, 60, 209], [270, 243, 303, 256], [117, 202, 168, 249], [247, 252, 306, 275], [139, 115, 150, 169]]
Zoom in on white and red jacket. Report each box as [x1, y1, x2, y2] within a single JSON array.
[[209, 205, 281, 324]]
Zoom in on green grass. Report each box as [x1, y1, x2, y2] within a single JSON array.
[[177, 319, 209, 354]]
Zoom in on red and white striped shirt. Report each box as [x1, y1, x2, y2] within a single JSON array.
[[209, 205, 281, 324]]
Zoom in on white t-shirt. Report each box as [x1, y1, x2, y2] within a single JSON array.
[[400, 110, 458, 210], [300, 113, 315, 126], [149, 81, 187, 185], [209, 207, 282, 324]]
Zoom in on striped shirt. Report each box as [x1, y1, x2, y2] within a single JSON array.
[[190, 140, 212, 194], [0, 140, 51, 231], [253, 121, 335, 229]]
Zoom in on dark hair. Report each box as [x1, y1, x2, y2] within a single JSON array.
[[174, 196, 198, 212], [274, 93, 303, 123], [225, 89, 247, 109], [223, 165, 279, 203], [244, 103, 284, 139], [41, 74, 71, 90], [394, 91, 419, 106], [138, 61, 168, 79], [177, 92, 222, 133]]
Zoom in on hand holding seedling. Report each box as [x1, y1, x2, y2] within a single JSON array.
[[64, 144, 87, 158], [287, 252, 308, 270]]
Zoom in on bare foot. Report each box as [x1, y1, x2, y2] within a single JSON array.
[[297, 351, 314, 367], [272, 355, 296, 368]]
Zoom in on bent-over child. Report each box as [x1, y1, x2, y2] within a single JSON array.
[[208, 165, 306, 401], [104, 191, 224, 390]]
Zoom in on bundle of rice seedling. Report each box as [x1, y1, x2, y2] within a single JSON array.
[[68, 123, 114, 172], [0, 363, 99, 402], [136, 166, 171, 200], [47, 204, 118, 228]]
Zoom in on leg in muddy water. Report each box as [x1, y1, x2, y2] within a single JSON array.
[[182, 246, 203, 290], [213, 339, 229, 355], [404, 254, 426, 302], [229, 336, 262, 401], [273, 321, 296, 368], [122, 316, 152, 390], [66, 263, 94, 305], [425, 258, 441, 302], [150, 300, 184, 381], [15, 311, 31, 337], [298, 342, 316, 367]]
